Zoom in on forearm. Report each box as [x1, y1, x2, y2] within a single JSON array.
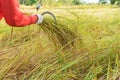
[[1, 0, 38, 27]]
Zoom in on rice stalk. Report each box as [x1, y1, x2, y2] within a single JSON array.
[[39, 16, 78, 49]]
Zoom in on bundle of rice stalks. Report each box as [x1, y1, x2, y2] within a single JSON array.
[[39, 14, 78, 49]]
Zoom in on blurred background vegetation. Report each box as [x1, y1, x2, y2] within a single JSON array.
[[19, 0, 120, 6]]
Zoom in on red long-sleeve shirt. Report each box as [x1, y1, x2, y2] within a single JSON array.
[[0, 0, 38, 27]]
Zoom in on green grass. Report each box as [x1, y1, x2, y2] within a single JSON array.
[[0, 5, 120, 80]]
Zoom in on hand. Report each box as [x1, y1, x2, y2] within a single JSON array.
[[36, 14, 43, 24]]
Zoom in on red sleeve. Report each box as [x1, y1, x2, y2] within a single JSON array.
[[1, 0, 38, 27]]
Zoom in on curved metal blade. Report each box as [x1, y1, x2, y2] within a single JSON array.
[[41, 11, 57, 24]]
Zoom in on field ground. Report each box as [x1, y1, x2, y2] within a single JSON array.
[[0, 5, 120, 80]]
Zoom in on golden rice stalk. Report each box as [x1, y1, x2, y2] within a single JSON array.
[[39, 16, 77, 49]]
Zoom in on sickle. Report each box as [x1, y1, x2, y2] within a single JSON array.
[[41, 11, 57, 24]]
